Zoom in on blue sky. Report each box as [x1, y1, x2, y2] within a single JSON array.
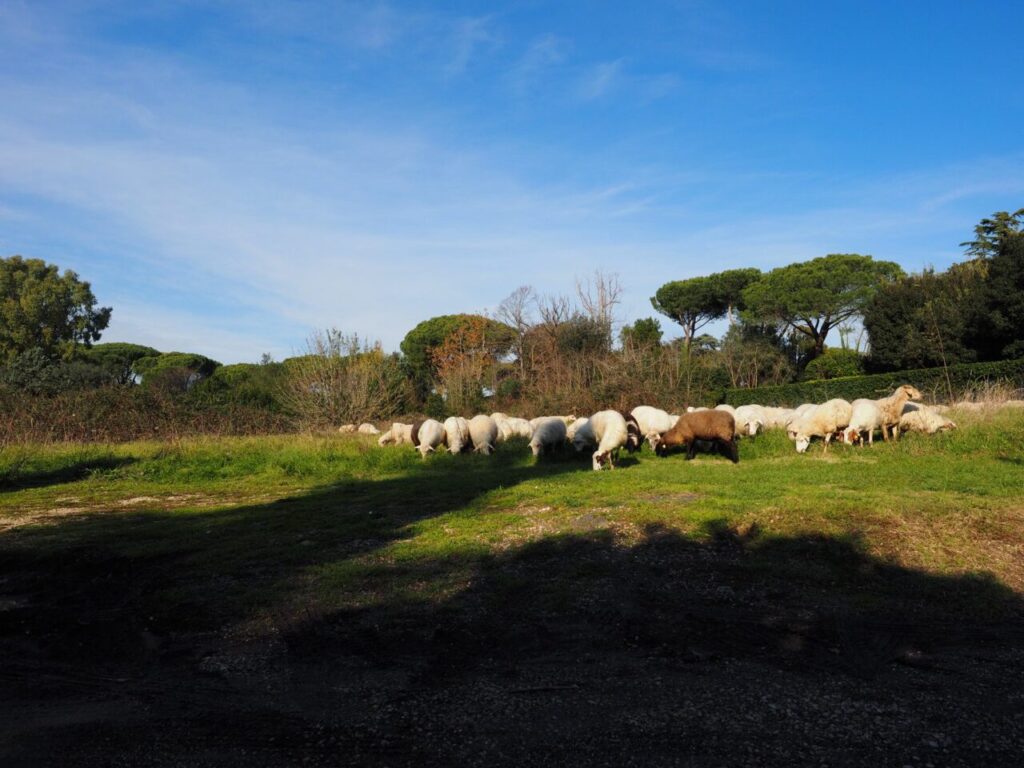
[[2, 1, 1022, 363]]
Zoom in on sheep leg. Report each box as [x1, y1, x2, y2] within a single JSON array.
[[685, 442, 696, 460], [823, 433, 831, 454]]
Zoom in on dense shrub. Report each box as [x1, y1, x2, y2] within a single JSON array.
[[0, 347, 109, 395], [724, 358, 1024, 406], [801, 349, 865, 381], [0, 385, 291, 444], [189, 362, 287, 411]]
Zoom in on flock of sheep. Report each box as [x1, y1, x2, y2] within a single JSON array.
[[337, 384, 959, 471]]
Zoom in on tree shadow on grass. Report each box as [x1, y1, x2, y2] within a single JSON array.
[[0, 456, 136, 493], [280, 519, 1024, 683], [2, 451, 1024, 766]]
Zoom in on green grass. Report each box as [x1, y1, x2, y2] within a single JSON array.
[[2, 408, 1023, 642]]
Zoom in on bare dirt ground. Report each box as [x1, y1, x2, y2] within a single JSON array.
[[2, 525, 1023, 767]]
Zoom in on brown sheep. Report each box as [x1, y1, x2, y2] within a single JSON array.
[[653, 410, 739, 463], [876, 384, 923, 440]]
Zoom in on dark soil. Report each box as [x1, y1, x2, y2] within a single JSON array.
[[2, 524, 1023, 766]]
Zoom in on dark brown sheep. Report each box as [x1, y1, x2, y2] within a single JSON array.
[[618, 410, 644, 453], [654, 410, 739, 463]]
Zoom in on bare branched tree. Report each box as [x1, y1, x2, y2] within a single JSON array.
[[535, 294, 574, 335], [495, 285, 536, 379], [575, 270, 622, 350], [280, 329, 406, 429]]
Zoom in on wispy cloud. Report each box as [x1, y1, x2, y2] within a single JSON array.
[[509, 33, 567, 97], [1, 3, 1019, 362], [577, 59, 624, 101], [445, 15, 498, 76]]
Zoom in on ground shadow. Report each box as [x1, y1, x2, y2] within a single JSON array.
[[2, 455, 1023, 766], [0, 456, 136, 492]]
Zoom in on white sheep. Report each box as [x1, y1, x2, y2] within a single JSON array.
[[760, 407, 795, 430], [843, 398, 884, 446], [733, 404, 766, 437], [787, 399, 853, 453], [631, 406, 676, 448], [504, 417, 534, 439], [714, 404, 737, 416], [411, 419, 446, 458], [566, 417, 590, 442], [900, 402, 957, 434], [529, 417, 568, 457], [338, 424, 357, 434], [583, 410, 630, 471], [875, 385, 923, 440], [357, 423, 380, 435], [376, 422, 410, 446], [468, 415, 499, 455], [443, 416, 472, 453]]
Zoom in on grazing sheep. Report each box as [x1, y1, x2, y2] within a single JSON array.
[[875, 385, 923, 440], [529, 417, 568, 457], [714, 404, 737, 416], [443, 416, 472, 453], [631, 406, 677, 448], [411, 419, 446, 458], [786, 399, 853, 453], [843, 399, 884, 446], [338, 424, 357, 434], [567, 417, 590, 442], [530, 415, 577, 429], [653, 410, 738, 463], [620, 411, 644, 453], [761, 407, 795, 430], [585, 410, 631, 471], [900, 402, 957, 434], [504, 417, 534, 439], [390, 422, 415, 445], [357, 423, 380, 435], [733, 404, 766, 437], [468, 415, 499, 455]]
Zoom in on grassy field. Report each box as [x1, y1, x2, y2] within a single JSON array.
[[2, 409, 1024, 765]]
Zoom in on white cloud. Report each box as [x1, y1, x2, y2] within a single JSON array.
[[509, 33, 567, 96], [577, 59, 624, 101], [2, 4, 1021, 361], [445, 15, 497, 75]]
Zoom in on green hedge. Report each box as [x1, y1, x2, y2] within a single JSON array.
[[724, 358, 1024, 406]]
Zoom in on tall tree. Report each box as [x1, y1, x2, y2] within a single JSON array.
[[960, 208, 1024, 260], [0, 255, 112, 363], [713, 268, 762, 324], [742, 254, 904, 362], [651, 268, 762, 349], [966, 227, 1024, 360], [399, 314, 515, 399], [863, 266, 980, 372], [494, 285, 535, 380], [79, 342, 160, 384], [620, 317, 663, 349], [650, 276, 726, 350]]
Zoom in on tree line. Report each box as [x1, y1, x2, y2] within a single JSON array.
[[1, 208, 1021, 438]]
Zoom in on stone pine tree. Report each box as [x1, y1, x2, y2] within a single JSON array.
[[651, 268, 761, 352], [742, 254, 904, 363]]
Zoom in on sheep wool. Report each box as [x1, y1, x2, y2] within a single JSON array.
[[468, 415, 499, 455], [654, 410, 738, 463], [529, 417, 568, 457]]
